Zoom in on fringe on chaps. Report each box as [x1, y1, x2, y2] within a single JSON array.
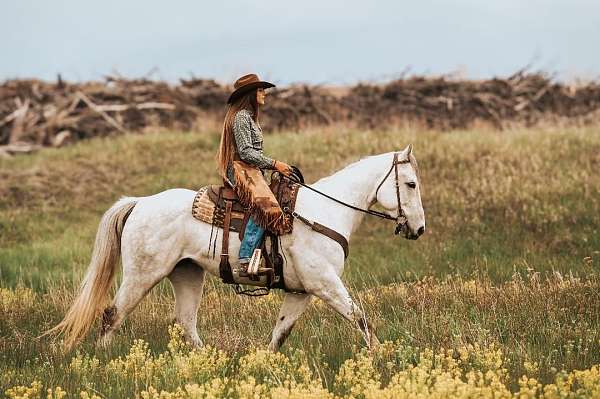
[[232, 160, 286, 235]]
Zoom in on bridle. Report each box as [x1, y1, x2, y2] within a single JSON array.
[[285, 152, 411, 234], [374, 152, 410, 235]]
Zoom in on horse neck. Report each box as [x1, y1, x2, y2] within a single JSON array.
[[310, 154, 392, 238]]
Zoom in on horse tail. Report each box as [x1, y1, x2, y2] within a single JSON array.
[[42, 197, 138, 350]]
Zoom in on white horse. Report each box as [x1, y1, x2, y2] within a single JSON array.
[[49, 145, 425, 351]]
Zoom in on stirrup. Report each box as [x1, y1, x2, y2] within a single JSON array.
[[248, 249, 262, 276]]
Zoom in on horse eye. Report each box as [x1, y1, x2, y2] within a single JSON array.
[[406, 182, 416, 189]]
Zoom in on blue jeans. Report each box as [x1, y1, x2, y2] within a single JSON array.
[[239, 217, 265, 263]]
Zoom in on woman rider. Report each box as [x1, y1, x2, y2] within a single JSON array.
[[217, 74, 293, 270]]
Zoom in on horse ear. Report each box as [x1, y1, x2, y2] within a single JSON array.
[[401, 144, 412, 159]]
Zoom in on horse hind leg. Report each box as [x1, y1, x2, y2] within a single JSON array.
[[97, 270, 166, 348], [167, 259, 206, 347], [268, 292, 312, 352]]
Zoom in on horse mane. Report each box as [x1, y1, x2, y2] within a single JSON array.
[[313, 151, 421, 188], [312, 154, 380, 185]]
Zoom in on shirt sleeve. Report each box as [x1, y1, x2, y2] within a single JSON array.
[[232, 111, 276, 170]]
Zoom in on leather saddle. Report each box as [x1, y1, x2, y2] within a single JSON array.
[[204, 173, 299, 237], [206, 185, 247, 234], [193, 167, 346, 293], [193, 172, 301, 291]]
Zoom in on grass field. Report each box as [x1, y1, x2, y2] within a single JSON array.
[[1, 125, 599, 397]]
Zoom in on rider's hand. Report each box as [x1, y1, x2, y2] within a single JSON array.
[[274, 160, 293, 177]]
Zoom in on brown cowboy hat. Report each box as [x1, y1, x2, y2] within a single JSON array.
[[227, 73, 275, 104]]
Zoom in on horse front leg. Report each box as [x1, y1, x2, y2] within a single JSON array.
[[291, 249, 379, 350], [314, 276, 379, 350]]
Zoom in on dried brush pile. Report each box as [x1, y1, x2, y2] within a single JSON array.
[[0, 76, 225, 155], [1, 71, 600, 155], [340, 72, 600, 130]]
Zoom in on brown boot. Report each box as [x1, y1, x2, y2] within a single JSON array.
[[239, 261, 250, 275]]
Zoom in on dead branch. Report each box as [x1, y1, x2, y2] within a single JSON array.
[[74, 91, 127, 134]]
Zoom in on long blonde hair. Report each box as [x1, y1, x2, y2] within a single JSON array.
[[217, 91, 260, 178]]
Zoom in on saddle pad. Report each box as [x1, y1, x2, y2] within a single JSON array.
[[192, 186, 245, 232]]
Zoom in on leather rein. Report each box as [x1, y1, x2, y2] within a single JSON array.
[[285, 152, 410, 234]]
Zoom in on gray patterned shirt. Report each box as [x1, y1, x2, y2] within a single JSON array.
[[226, 109, 275, 184]]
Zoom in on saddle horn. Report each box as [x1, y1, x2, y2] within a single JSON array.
[[288, 165, 305, 184]]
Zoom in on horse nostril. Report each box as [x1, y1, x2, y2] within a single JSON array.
[[417, 226, 425, 236]]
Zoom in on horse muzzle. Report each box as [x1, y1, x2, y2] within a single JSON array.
[[408, 225, 425, 240], [394, 223, 402, 235], [395, 222, 408, 236], [396, 223, 425, 240]]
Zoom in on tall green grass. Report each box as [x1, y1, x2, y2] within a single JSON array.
[[1, 126, 598, 285]]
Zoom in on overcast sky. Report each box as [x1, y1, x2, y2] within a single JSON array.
[[2, 0, 599, 85]]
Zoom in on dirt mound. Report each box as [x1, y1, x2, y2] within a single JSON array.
[[1, 71, 600, 155]]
